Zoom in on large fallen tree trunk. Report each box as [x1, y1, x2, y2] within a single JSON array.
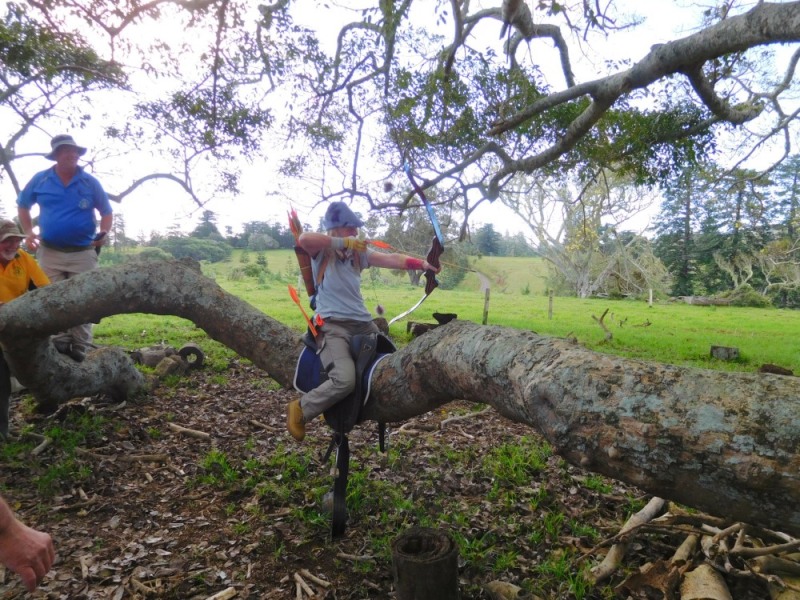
[[0, 259, 797, 536]]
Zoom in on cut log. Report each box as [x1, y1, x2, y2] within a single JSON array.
[[155, 355, 188, 377], [407, 322, 438, 337], [759, 363, 794, 376], [391, 527, 459, 600], [432, 312, 458, 325], [710, 346, 739, 361], [680, 564, 732, 599], [178, 343, 205, 369], [679, 296, 731, 306]]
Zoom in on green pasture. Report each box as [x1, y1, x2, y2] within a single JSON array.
[[95, 249, 800, 374]]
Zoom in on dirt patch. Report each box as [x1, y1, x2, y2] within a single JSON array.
[[0, 361, 772, 599]]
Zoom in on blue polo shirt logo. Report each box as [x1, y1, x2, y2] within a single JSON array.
[[79, 197, 91, 210]]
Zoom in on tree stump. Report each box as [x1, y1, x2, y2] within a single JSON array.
[[391, 527, 459, 600]]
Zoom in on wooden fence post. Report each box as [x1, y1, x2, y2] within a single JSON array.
[[548, 289, 554, 320], [482, 288, 490, 325]]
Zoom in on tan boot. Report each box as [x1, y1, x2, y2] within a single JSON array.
[[287, 399, 306, 441]]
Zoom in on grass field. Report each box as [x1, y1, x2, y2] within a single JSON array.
[[95, 249, 800, 374]]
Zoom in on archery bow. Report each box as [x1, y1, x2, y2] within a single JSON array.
[[388, 163, 445, 326]]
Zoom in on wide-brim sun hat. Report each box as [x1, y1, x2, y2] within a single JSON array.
[[323, 201, 364, 230], [0, 220, 26, 242], [45, 134, 87, 160]]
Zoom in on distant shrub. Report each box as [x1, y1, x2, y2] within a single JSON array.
[[242, 264, 265, 278], [134, 247, 172, 262], [768, 287, 800, 309], [155, 237, 232, 263], [98, 250, 127, 266], [719, 284, 772, 308], [437, 244, 470, 290]]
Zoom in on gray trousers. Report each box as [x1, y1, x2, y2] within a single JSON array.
[[301, 318, 379, 421], [38, 246, 98, 347]]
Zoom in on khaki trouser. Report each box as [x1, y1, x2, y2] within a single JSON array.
[[38, 246, 98, 347], [301, 318, 379, 421]]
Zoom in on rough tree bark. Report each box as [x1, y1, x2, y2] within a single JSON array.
[[0, 259, 797, 537]]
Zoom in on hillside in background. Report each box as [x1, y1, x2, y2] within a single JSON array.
[[466, 256, 550, 296]]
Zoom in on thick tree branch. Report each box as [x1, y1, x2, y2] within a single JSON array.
[[0, 259, 300, 405], [363, 320, 800, 537], [0, 259, 797, 538], [683, 63, 761, 124], [487, 1, 800, 196], [110, 173, 204, 207]]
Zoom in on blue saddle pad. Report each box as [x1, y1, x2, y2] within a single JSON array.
[[292, 333, 395, 409]]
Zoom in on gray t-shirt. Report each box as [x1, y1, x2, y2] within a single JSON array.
[[312, 248, 373, 321]]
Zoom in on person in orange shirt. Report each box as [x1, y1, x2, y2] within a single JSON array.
[[0, 219, 50, 438]]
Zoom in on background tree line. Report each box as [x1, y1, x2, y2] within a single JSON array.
[[96, 158, 800, 310], [2, 1, 799, 307]]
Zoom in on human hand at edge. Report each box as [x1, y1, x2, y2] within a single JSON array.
[[92, 231, 109, 248], [23, 234, 39, 252], [0, 517, 55, 592], [422, 260, 441, 274]]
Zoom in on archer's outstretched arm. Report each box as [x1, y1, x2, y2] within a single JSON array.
[[368, 251, 440, 273]]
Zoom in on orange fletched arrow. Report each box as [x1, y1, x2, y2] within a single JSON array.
[[288, 207, 302, 241], [367, 239, 394, 250], [288, 284, 317, 337]]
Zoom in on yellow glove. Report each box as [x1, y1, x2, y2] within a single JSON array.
[[343, 237, 367, 252]]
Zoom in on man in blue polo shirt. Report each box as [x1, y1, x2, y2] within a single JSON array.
[[17, 134, 113, 361]]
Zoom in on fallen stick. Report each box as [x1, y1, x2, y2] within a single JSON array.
[[131, 577, 158, 595], [74, 448, 168, 463], [205, 586, 237, 600], [397, 422, 437, 433], [79, 555, 91, 579], [336, 551, 375, 561], [671, 533, 699, 565], [293, 572, 314, 597], [119, 453, 169, 463], [31, 436, 51, 456], [590, 496, 666, 582], [440, 406, 490, 428], [168, 422, 211, 439], [592, 307, 613, 341], [450, 426, 475, 440], [732, 537, 800, 559], [753, 555, 800, 577], [299, 569, 331, 588]]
